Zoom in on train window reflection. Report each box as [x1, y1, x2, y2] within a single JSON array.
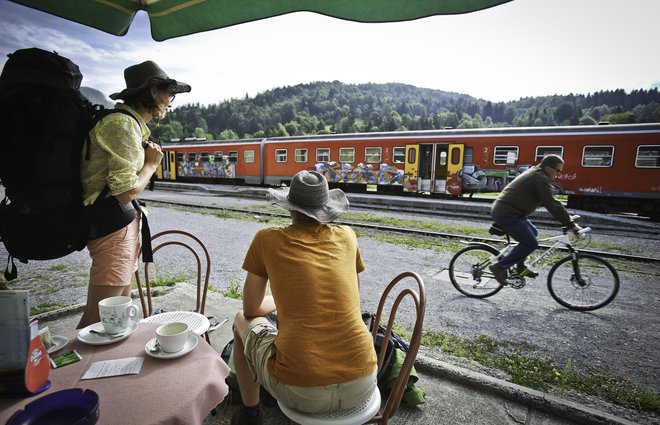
[[316, 148, 330, 162], [176, 153, 184, 163], [635, 145, 660, 168], [493, 146, 518, 165], [187, 152, 196, 162], [295, 148, 308, 162], [200, 152, 210, 162], [365, 147, 382, 163], [536, 146, 563, 163], [340, 148, 355, 163], [393, 147, 405, 163], [582, 146, 614, 167], [244, 150, 255, 163], [275, 149, 287, 163], [451, 147, 460, 165], [407, 147, 417, 163]]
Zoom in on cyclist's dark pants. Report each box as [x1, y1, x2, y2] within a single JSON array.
[[491, 212, 539, 270]]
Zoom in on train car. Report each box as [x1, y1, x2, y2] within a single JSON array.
[[159, 123, 660, 218]]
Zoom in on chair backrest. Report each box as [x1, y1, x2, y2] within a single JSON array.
[[135, 230, 211, 318], [371, 271, 426, 424]]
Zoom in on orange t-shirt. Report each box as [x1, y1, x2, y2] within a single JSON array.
[[242, 222, 377, 387]]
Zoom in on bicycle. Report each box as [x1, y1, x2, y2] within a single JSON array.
[[448, 216, 620, 311]]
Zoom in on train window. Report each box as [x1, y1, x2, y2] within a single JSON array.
[[176, 153, 184, 163], [275, 149, 287, 163], [451, 147, 460, 165], [295, 148, 308, 162], [493, 146, 519, 165], [582, 146, 614, 167], [407, 147, 417, 163], [200, 152, 210, 162], [228, 151, 238, 160], [365, 147, 382, 163], [214, 150, 223, 157], [536, 146, 564, 162], [339, 148, 355, 163], [393, 147, 405, 163], [316, 148, 330, 162], [187, 152, 196, 162], [635, 145, 660, 168], [244, 150, 255, 163], [464, 147, 474, 164]]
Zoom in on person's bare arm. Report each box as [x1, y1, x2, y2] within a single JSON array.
[[242, 272, 276, 319]]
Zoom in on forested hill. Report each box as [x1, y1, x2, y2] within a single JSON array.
[[143, 80, 659, 141]]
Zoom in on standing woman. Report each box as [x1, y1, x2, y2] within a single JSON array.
[[76, 61, 190, 328]]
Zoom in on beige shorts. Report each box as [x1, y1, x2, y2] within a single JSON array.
[[243, 318, 377, 413], [87, 217, 141, 286]]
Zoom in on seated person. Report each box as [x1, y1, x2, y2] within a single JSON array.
[[231, 170, 377, 425]]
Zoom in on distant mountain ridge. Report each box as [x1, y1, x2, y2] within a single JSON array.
[[88, 80, 660, 140], [80, 86, 113, 108]]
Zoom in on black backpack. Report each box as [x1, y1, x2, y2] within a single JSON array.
[[0, 47, 139, 280]]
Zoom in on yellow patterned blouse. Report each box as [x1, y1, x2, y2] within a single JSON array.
[[80, 103, 150, 206]]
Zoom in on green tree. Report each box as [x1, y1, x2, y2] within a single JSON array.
[[218, 129, 239, 140]]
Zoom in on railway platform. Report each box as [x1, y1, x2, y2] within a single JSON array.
[[34, 283, 639, 425]]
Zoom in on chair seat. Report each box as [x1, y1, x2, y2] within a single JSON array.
[[277, 387, 380, 425]]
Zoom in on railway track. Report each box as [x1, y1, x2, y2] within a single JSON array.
[[154, 181, 660, 239], [144, 196, 660, 266]]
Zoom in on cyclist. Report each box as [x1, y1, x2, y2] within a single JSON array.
[[489, 154, 582, 284]]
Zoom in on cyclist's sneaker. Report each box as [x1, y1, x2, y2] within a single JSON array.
[[489, 264, 508, 285], [516, 265, 539, 278]]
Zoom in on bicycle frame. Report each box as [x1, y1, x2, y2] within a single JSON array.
[[504, 232, 576, 271]]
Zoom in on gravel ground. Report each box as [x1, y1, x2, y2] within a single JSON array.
[[2, 189, 659, 424]]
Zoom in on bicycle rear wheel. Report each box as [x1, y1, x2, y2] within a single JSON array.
[[547, 253, 619, 311], [449, 245, 503, 298]]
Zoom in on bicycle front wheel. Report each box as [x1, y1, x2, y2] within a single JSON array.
[[449, 245, 503, 298], [547, 254, 620, 311]]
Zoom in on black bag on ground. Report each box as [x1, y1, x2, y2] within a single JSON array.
[[0, 47, 144, 280]]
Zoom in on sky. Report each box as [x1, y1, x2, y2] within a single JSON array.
[[1, 0, 659, 107]]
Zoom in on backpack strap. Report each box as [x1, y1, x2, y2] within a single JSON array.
[[84, 108, 140, 160], [4, 255, 17, 281]]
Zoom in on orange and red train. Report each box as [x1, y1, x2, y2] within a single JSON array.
[[158, 123, 660, 219]]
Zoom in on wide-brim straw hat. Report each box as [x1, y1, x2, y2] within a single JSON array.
[[109, 60, 191, 100], [267, 170, 349, 223]]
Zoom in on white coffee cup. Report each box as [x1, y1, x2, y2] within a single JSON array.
[[98, 296, 138, 335], [156, 322, 190, 353]]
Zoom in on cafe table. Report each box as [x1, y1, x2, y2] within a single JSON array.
[[0, 322, 230, 425]]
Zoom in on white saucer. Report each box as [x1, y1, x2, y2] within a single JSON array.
[[77, 321, 138, 345], [144, 334, 198, 359], [47, 335, 69, 354]]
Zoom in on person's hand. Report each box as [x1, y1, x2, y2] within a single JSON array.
[[144, 141, 164, 168], [571, 224, 583, 236]]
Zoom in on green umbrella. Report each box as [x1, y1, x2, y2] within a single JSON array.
[[10, 0, 512, 41]]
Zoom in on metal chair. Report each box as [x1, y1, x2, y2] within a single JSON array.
[[135, 229, 212, 343], [278, 271, 426, 425]]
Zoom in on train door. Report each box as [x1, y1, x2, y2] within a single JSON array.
[[158, 150, 177, 180], [403, 144, 419, 192], [418, 144, 434, 192], [433, 145, 449, 194], [446, 144, 464, 195]]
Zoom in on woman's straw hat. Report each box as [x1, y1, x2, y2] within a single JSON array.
[[267, 170, 349, 222]]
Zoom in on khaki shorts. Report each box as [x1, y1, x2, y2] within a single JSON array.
[[87, 217, 141, 286], [243, 318, 377, 413]]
